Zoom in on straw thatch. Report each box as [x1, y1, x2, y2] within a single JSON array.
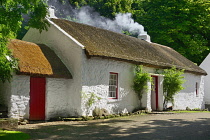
[[8, 39, 72, 78], [51, 18, 206, 75]]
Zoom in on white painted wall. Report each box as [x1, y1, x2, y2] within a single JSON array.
[[200, 54, 210, 105], [23, 23, 83, 116], [81, 56, 166, 115], [6, 75, 72, 120], [46, 78, 70, 120], [81, 56, 139, 115], [141, 81, 152, 111], [81, 56, 204, 114], [158, 76, 164, 111], [172, 73, 205, 110], [8, 75, 30, 119], [141, 74, 164, 112]]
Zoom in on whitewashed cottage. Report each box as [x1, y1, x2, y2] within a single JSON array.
[[0, 17, 207, 120]]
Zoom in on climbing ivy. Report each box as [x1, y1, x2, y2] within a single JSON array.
[[133, 65, 152, 107], [163, 66, 185, 109]]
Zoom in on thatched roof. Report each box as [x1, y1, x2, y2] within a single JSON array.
[[8, 39, 72, 78], [51, 18, 206, 75]]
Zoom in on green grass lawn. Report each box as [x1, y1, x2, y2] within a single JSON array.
[[168, 110, 210, 113], [0, 129, 30, 140]]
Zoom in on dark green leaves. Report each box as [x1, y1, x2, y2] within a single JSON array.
[[163, 67, 185, 105], [133, 65, 152, 100], [0, 0, 49, 82], [136, 0, 210, 64]]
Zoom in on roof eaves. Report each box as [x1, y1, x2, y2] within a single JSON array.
[[87, 54, 207, 76], [47, 18, 85, 49], [17, 71, 72, 79]]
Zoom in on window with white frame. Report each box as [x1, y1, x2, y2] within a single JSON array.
[[109, 73, 118, 99]]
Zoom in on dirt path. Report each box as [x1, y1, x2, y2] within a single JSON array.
[[18, 112, 210, 140]]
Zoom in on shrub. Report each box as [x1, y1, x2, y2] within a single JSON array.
[[163, 66, 185, 109], [133, 65, 152, 107]]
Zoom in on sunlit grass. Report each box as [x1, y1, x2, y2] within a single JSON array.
[[0, 129, 30, 140], [168, 110, 210, 113]]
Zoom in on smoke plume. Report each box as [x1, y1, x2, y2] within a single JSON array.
[[48, 0, 148, 37]]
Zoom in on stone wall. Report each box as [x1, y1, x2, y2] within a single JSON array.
[[81, 56, 167, 115], [9, 75, 30, 119], [7, 75, 72, 120], [81, 57, 139, 116], [81, 57, 205, 114]]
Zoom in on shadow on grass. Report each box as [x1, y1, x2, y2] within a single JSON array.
[[0, 130, 30, 140], [18, 117, 210, 140]]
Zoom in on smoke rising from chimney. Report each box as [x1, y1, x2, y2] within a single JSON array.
[[48, 0, 149, 40]]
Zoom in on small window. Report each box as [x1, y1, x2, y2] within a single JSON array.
[[109, 73, 118, 99], [196, 82, 199, 96]]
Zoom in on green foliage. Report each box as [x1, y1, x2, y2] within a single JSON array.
[[69, 0, 135, 18], [69, 0, 210, 64], [168, 110, 209, 113], [122, 30, 138, 37], [0, 130, 30, 140], [0, 0, 49, 82], [133, 65, 152, 101], [65, 16, 79, 22], [82, 92, 101, 116], [82, 92, 101, 108], [135, 0, 210, 64], [163, 66, 185, 108], [0, 40, 13, 82]]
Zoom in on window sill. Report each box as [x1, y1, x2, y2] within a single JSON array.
[[107, 98, 119, 103]]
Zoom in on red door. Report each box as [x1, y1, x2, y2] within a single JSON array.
[[30, 77, 46, 120], [151, 76, 158, 110]]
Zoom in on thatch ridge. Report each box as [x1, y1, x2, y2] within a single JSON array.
[[51, 18, 206, 75]]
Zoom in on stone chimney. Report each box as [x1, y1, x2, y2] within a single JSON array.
[[48, 7, 57, 19], [138, 34, 151, 43]]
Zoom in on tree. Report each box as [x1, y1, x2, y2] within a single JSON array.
[[135, 0, 210, 64], [0, 0, 49, 82], [65, 0, 210, 64], [69, 0, 135, 18]]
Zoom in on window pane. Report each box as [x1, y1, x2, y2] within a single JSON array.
[[111, 74, 114, 79], [112, 80, 115, 85], [113, 75, 116, 80], [109, 86, 113, 92], [112, 92, 115, 98], [109, 73, 118, 98], [109, 92, 112, 97]]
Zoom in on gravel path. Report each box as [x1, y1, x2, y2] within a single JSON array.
[[18, 112, 210, 140]]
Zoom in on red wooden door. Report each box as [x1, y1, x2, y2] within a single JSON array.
[[30, 77, 46, 120], [151, 76, 158, 110]]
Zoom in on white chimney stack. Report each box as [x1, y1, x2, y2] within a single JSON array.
[[48, 7, 57, 19], [138, 34, 151, 43]]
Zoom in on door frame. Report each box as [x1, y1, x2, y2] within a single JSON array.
[[151, 75, 159, 110]]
